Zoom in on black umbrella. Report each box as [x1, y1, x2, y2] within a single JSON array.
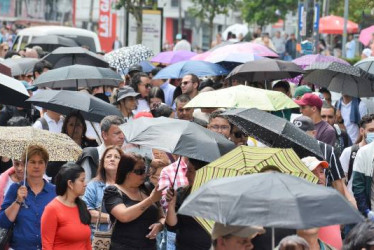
[[42, 47, 109, 68], [26, 89, 122, 123], [0, 58, 39, 77], [33, 64, 123, 89], [0, 73, 30, 107], [226, 58, 305, 83], [222, 108, 323, 159], [304, 62, 374, 97], [26, 35, 78, 52]]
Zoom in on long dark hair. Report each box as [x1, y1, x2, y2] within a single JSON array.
[[55, 163, 91, 225], [61, 111, 91, 147], [95, 145, 124, 183]]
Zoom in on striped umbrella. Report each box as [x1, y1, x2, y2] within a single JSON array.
[[191, 145, 318, 233]]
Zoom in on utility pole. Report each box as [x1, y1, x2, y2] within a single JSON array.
[[178, 0, 182, 34], [342, 0, 349, 58], [88, 0, 94, 31]]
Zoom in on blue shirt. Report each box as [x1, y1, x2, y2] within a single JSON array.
[[0, 180, 55, 250], [160, 81, 176, 107]]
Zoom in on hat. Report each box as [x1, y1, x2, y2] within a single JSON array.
[[293, 115, 315, 132], [176, 33, 182, 40], [21, 81, 37, 91], [294, 93, 323, 109], [134, 111, 153, 119], [294, 86, 312, 98], [362, 48, 372, 57], [128, 65, 142, 75], [301, 156, 328, 171], [116, 86, 140, 104], [212, 223, 265, 240]]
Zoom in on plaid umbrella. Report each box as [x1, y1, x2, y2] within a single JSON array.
[[105, 44, 154, 72], [304, 62, 374, 97], [0, 127, 82, 161]]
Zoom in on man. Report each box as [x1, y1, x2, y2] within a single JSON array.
[[230, 126, 248, 146], [293, 115, 357, 207], [33, 109, 63, 133], [208, 110, 231, 139], [174, 34, 191, 51], [293, 85, 312, 100], [32, 60, 52, 80], [285, 33, 297, 60], [346, 35, 356, 59], [116, 86, 139, 122], [321, 102, 352, 154], [301, 156, 329, 185], [131, 72, 152, 114], [211, 222, 264, 250], [151, 67, 176, 107], [341, 114, 374, 193], [78, 115, 125, 182], [175, 94, 207, 127], [295, 93, 336, 146], [335, 94, 368, 143], [181, 74, 199, 99], [112, 36, 122, 50], [319, 87, 332, 106], [272, 31, 286, 59]]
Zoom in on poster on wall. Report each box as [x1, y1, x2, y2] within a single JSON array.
[[127, 9, 163, 54], [98, 0, 117, 53]]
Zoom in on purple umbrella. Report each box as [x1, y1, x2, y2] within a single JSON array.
[[288, 55, 349, 84], [151, 50, 197, 64]]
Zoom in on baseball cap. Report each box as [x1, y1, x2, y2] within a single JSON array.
[[212, 223, 265, 240], [116, 86, 140, 104], [301, 156, 328, 171], [128, 65, 143, 75], [21, 81, 37, 91], [293, 115, 315, 132], [294, 93, 323, 109], [294, 86, 312, 98]]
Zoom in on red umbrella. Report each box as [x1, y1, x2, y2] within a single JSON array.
[[319, 15, 359, 34]]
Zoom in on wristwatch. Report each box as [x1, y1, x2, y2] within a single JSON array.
[[15, 200, 22, 206]]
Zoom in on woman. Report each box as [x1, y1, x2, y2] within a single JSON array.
[[165, 158, 211, 250], [0, 145, 55, 250], [148, 87, 165, 110], [83, 146, 123, 237], [0, 159, 24, 206], [61, 111, 98, 149], [0, 42, 9, 59], [104, 153, 165, 250], [41, 163, 91, 249]]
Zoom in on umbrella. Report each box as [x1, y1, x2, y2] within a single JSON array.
[[179, 172, 363, 231], [304, 62, 374, 97], [105, 44, 154, 71], [42, 47, 109, 68], [226, 58, 304, 83], [152, 61, 229, 79], [319, 15, 359, 34], [0, 73, 29, 107], [208, 41, 235, 52], [1, 58, 39, 77], [359, 25, 374, 46], [222, 24, 248, 40], [208, 42, 279, 59], [119, 117, 235, 163], [190, 51, 212, 61], [151, 51, 197, 64], [0, 126, 82, 161], [222, 108, 323, 159], [120, 61, 155, 75], [26, 35, 78, 52], [33, 64, 123, 89], [26, 90, 122, 123], [0, 63, 11, 77], [355, 57, 374, 75], [184, 85, 299, 111]]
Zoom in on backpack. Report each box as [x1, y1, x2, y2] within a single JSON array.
[[36, 117, 49, 131], [76, 147, 100, 179], [348, 144, 360, 181]]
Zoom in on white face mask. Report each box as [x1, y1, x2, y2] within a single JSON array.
[[366, 132, 374, 144]]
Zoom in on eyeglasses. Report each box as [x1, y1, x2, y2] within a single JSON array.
[[139, 83, 152, 89], [210, 125, 230, 131], [132, 168, 146, 175], [233, 131, 246, 138], [181, 81, 193, 86]]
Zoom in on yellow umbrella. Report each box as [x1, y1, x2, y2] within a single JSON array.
[[191, 145, 318, 233], [184, 85, 299, 111]]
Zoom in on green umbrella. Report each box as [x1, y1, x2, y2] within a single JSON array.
[[184, 85, 299, 111]]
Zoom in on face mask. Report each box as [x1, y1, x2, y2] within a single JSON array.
[[104, 91, 112, 97], [366, 132, 374, 144]]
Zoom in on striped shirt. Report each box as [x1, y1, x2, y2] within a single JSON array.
[[318, 141, 345, 186]]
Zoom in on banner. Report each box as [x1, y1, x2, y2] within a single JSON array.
[[98, 0, 117, 53]]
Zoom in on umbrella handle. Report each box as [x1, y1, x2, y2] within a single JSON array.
[[171, 157, 182, 189]]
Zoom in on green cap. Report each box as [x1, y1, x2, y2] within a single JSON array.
[[294, 85, 312, 98]]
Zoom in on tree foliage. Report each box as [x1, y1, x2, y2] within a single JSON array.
[[329, 0, 374, 24], [241, 0, 298, 27]]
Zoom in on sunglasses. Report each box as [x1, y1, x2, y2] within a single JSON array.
[[140, 83, 152, 89], [132, 168, 146, 175], [234, 131, 246, 138]]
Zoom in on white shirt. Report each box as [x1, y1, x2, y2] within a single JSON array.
[[32, 112, 64, 133], [340, 100, 368, 143], [134, 98, 150, 114], [339, 146, 354, 194]]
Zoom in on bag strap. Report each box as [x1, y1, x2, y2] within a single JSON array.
[[95, 187, 123, 232], [348, 144, 360, 181], [37, 117, 49, 130]]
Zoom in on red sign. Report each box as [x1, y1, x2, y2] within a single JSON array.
[[98, 0, 117, 53]]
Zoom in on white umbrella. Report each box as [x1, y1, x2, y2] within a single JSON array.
[[222, 23, 248, 40], [0, 73, 29, 107]]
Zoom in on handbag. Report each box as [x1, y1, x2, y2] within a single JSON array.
[[0, 224, 14, 250]]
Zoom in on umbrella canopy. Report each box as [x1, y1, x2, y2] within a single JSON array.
[[208, 41, 235, 52], [222, 108, 323, 159], [105, 44, 154, 71], [184, 85, 299, 111], [355, 57, 374, 75], [359, 25, 374, 46], [0, 126, 82, 161], [226, 58, 304, 82], [151, 51, 197, 64], [120, 117, 235, 163], [222, 24, 248, 40], [179, 172, 363, 230], [26, 35, 78, 52], [33, 64, 123, 89], [120, 61, 155, 75], [208, 42, 279, 59], [0, 73, 29, 107], [190, 51, 212, 61], [26, 90, 122, 123], [304, 62, 374, 97], [0, 63, 11, 77], [42, 47, 109, 68], [152, 60, 229, 79], [1, 58, 39, 77], [319, 15, 359, 34]]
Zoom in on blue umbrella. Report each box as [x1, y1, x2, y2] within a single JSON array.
[[153, 60, 229, 79], [120, 61, 155, 75]]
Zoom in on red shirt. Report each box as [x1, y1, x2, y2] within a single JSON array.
[[41, 198, 91, 250]]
